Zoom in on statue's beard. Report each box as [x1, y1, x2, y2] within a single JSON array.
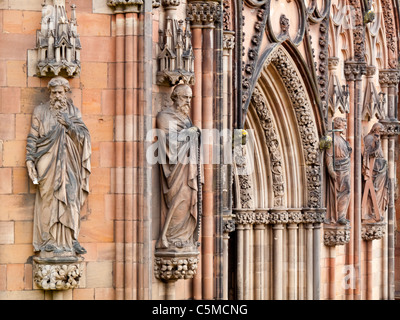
[[50, 96, 68, 111], [177, 104, 190, 117]]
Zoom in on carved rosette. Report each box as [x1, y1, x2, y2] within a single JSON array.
[[323, 225, 351, 247], [33, 256, 84, 290], [154, 255, 199, 282], [361, 222, 386, 241]]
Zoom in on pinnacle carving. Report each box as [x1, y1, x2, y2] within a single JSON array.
[[35, 1, 81, 77]]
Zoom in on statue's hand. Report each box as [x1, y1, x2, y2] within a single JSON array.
[[26, 160, 38, 184], [328, 166, 336, 182], [57, 112, 72, 129]]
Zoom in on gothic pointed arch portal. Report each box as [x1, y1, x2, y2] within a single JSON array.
[[231, 44, 325, 300]]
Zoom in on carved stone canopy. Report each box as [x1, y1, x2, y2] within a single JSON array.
[[35, 1, 81, 77]]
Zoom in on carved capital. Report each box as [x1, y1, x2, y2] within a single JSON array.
[[235, 210, 256, 225], [107, 0, 143, 13], [187, 1, 222, 27], [344, 61, 367, 81], [379, 69, 400, 86], [361, 222, 386, 241], [380, 119, 400, 137]]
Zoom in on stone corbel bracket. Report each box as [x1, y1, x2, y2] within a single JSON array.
[[361, 222, 386, 241], [33, 256, 84, 290], [323, 224, 351, 247], [107, 0, 143, 13], [154, 252, 199, 282]]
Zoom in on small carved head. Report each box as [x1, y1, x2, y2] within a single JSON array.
[[47, 76, 71, 93], [333, 116, 347, 130], [171, 84, 192, 116], [369, 122, 384, 136], [48, 76, 70, 109]]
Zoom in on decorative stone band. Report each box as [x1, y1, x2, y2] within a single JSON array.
[[233, 208, 325, 225], [33, 256, 84, 290], [323, 224, 351, 247], [107, 0, 143, 13], [361, 222, 386, 241], [187, 1, 222, 27], [154, 252, 199, 282]]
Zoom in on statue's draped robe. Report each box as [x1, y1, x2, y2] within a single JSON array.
[[26, 101, 91, 252], [362, 133, 388, 219], [155, 107, 199, 249], [325, 134, 352, 223]]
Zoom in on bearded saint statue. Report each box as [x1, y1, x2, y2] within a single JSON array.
[[26, 76, 91, 255], [155, 84, 202, 251]]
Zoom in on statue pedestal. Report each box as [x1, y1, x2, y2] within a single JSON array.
[[154, 248, 199, 282], [323, 224, 351, 246], [362, 221, 386, 241], [33, 251, 84, 290]]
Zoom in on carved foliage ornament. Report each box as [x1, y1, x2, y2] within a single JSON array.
[[186, 1, 222, 26], [33, 262, 83, 290], [154, 256, 198, 281], [234, 209, 325, 225], [263, 47, 321, 208], [251, 87, 285, 207]]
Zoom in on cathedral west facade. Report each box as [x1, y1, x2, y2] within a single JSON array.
[[0, 0, 399, 300]]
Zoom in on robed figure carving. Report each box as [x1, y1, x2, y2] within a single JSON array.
[[325, 117, 352, 225], [362, 122, 388, 222], [155, 84, 202, 252], [26, 76, 91, 255]]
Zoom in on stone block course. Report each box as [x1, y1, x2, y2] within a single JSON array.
[[1, 87, 21, 113], [0, 222, 14, 244], [6, 263, 24, 291]]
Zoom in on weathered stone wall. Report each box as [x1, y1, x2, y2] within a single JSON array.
[[0, 1, 115, 299]]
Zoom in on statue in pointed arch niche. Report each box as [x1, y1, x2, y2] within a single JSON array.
[[361, 122, 388, 223], [325, 117, 352, 225], [26, 76, 91, 255]]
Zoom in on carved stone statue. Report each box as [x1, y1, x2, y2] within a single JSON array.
[[155, 84, 201, 252], [26, 76, 91, 255], [362, 122, 388, 222], [325, 117, 352, 225]]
